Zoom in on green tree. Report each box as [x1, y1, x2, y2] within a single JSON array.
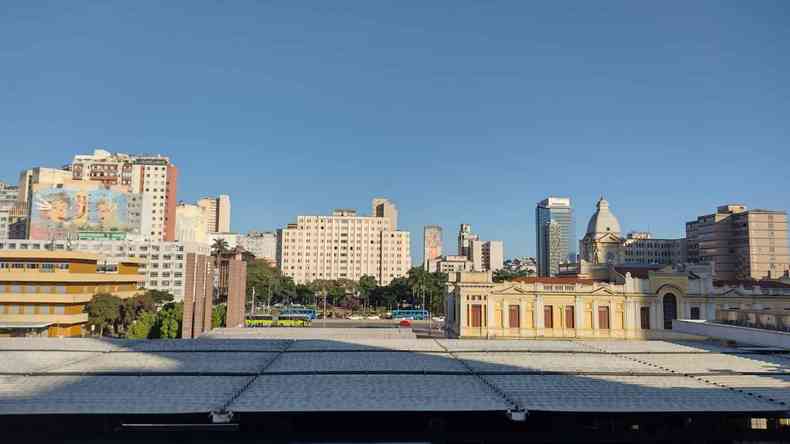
[[212, 304, 227, 329], [155, 302, 183, 339], [127, 311, 157, 339], [145, 289, 175, 305], [357, 275, 378, 312], [85, 293, 122, 336]]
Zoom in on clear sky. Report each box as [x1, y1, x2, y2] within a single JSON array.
[[1, 1, 788, 263]]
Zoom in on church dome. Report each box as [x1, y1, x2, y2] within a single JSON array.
[[586, 197, 621, 235]]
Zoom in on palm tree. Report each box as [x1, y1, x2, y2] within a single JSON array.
[[211, 238, 229, 257]]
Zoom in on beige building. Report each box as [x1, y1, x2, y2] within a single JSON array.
[[445, 264, 790, 339], [435, 255, 474, 273], [623, 232, 687, 266], [175, 203, 209, 243], [199, 195, 231, 234], [686, 205, 790, 281], [470, 239, 504, 272], [278, 198, 410, 285]]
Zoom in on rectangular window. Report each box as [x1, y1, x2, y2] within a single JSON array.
[[544, 305, 553, 329], [640, 306, 650, 329], [565, 306, 575, 329], [508, 305, 520, 328], [598, 306, 610, 329]]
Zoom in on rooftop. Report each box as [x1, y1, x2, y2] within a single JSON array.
[[1, 329, 787, 418]]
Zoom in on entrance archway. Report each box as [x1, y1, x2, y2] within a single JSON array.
[[663, 294, 677, 329]]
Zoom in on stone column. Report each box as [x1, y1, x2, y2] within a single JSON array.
[[574, 295, 584, 335], [535, 294, 544, 336]]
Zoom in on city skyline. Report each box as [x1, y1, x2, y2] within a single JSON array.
[[1, 2, 789, 262]]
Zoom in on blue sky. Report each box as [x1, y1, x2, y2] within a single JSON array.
[[1, 1, 788, 263]]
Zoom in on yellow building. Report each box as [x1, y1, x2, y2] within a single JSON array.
[[0, 251, 144, 337], [445, 265, 790, 339]]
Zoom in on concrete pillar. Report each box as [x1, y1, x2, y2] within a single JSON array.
[[535, 295, 544, 336], [574, 296, 583, 333]]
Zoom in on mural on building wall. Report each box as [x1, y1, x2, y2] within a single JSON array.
[[29, 187, 136, 240]]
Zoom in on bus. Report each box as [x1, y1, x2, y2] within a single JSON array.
[[281, 306, 318, 320], [246, 313, 311, 327], [390, 309, 429, 320]]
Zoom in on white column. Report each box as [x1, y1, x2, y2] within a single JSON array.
[[575, 295, 583, 333], [535, 295, 544, 336]]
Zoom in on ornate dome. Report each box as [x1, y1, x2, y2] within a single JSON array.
[[586, 197, 621, 235]]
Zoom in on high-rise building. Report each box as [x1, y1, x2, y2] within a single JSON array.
[[277, 199, 411, 285], [198, 194, 231, 234], [686, 205, 790, 281], [457, 224, 478, 257], [69, 149, 178, 241], [451, 224, 503, 272], [423, 225, 443, 271], [536, 197, 575, 276], [0, 182, 19, 240], [372, 198, 398, 231], [470, 239, 504, 272], [175, 203, 209, 243]]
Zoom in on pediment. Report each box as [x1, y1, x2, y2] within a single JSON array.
[[492, 285, 532, 295], [590, 286, 617, 295], [594, 232, 622, 243]]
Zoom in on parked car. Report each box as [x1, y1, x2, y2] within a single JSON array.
[[366, 315, 381, 320], [398, 319, 412, 328], [432, 316, 445, 322], [348, 315, 363, 320]]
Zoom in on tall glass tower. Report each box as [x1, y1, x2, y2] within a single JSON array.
[[536, 197, 576, 276]]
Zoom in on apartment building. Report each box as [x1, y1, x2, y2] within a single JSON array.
[[686, 205, 790, 281], [17, 150, 178, 242], [238, 230, 277, 263], [0, 239, 210, 301], [0, 182, 19, 240], [435, 255, 474, 273], [198, 195, 231, 234], [622, 232, 687, 266], [278, 199, 411, 285], [175, 202, 209, 243], [470, 239, 504, 272], [0, 250, 144, 337]]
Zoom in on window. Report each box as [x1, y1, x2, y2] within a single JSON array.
[[565, 306, 575, 328], [508, 305, 520, 328], [690, 307, 700, 320], [640, 306, 650, 329], [598, 306, 610, 329], [544, 305, 553, 329]]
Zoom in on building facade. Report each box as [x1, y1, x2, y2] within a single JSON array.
[[69, 149, 179, 241], [623, 232, 687, 266], [457, 224, 478, 258], [238, 230, 277, 264], [536, 197, 575, 277], [278, 199, 411, 285], [198, 195, 231, 234], [686, 205, 790, 281], [445, 265, 790, 339], [423, 225, 443, 271], [175, 202, 209, 243], [0, 181, 20, 240], [0, 239, 210, 301], [470, 239, 504, 272], [0, 251, 144, 337], [435, 255, 475, 273]]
